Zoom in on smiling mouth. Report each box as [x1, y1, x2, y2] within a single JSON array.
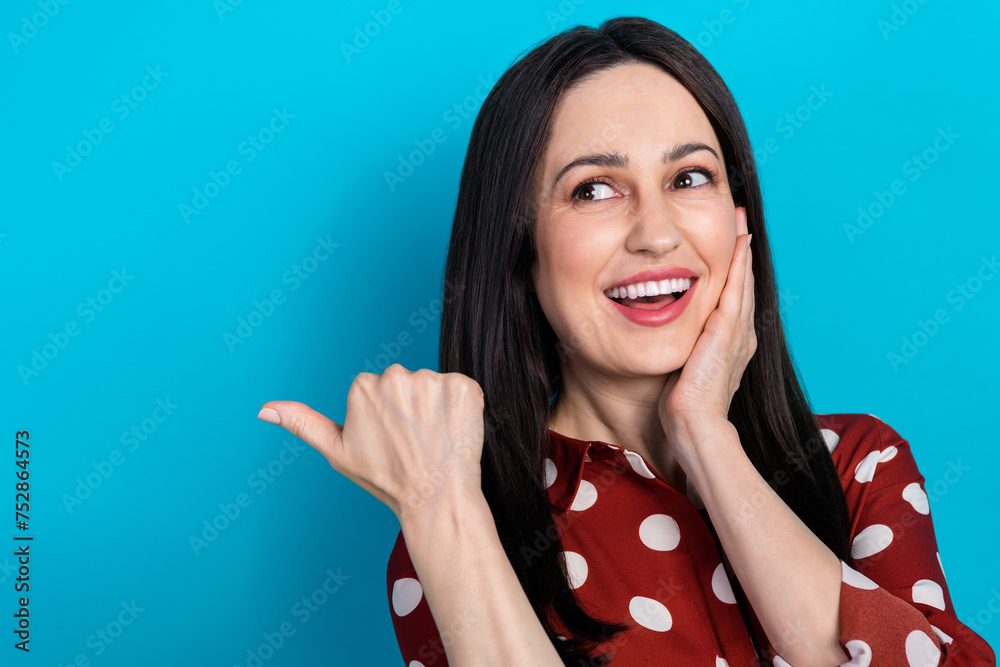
[[609, 290, 687, 310], [605, 276, 694, 310]]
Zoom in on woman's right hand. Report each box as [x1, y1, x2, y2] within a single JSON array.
[[256, 363, 486, 522]]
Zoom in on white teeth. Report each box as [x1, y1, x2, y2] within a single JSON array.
[[606, 277, 694, 300]]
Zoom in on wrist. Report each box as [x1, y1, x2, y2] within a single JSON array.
[[667, 413, 736, 449], [396, 476, 489, 538], [668, 417, 740, 487]]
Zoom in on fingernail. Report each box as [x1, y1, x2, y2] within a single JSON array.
[[257, 407, 281, 425], [747, 234, 753, 247]]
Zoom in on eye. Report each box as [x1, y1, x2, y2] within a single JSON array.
[[573, 179, 619, 202], [672, 168, 715, 189]]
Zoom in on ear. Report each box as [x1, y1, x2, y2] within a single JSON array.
[[735, 205, 748, 238]]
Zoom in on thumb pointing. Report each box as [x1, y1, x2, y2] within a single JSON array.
[[257, 400, 344, 468]]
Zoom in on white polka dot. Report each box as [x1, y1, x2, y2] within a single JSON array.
[[569, 479, 598, 511], [392, 577, 423, 617], [712, 562, 736, 604], [543, 458, 557, 488], [639, 514, 681, 551], [686, 476, 705, 510], [853, 447, 897, 483], [851, 524, 894, 559], [716, 657, 730, 667], [905, 629, 941, 666], [624, 450, 656, 479], [584, 453, 591, 462], [773, 657, 792, 667], [629, 596, 672, 632], [912, 579, 945, 610], [841, 561, 879, 590], [937, 551, 948, 586], [821, 428, 841, 453], [841, 639, 873, 666], [563, 551, 588, 589], [408, 662, 426, 667], [929, 624, 953, 645], [902, 482, 930, 515], [854, 452, 880, 483]]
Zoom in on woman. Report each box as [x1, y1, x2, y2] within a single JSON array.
[[256, 17, 996, 666]]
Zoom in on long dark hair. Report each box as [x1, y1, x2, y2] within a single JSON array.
[[439, 16, 853, 665]]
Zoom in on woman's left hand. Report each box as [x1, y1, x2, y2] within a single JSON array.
[[657, 206, 756, 445]]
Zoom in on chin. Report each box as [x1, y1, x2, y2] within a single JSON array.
[[623, 352, 689, 377]]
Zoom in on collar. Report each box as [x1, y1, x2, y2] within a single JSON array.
[[545, 428, 705, 512], [545, 429, 590, 512]]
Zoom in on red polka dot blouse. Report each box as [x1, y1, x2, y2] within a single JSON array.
[[386, 413, 996, 665]]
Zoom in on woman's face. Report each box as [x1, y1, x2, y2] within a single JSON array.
[[530, 61, 746, 381]]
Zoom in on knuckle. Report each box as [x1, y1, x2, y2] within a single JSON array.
[[413, 368, 439, 387], [385, 363, 409, 376], [348, 374, 369, 398], [288, 413, 309, 439], [455, 374, 484, 399], [353, 372, 375, 391]]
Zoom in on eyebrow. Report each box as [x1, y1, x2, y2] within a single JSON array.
[[551, 142, 720, 189]]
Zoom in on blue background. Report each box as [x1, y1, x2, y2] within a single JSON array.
[[2, 0, 998, 664]]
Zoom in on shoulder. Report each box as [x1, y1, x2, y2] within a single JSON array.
[[813, 412, 926, 490]]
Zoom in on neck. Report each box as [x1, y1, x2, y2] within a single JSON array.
[[548, 362, 686, 490]]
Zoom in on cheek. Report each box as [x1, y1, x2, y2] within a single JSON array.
[[681, 207, 737, 308], [538, 221, 610, 292], [533, 225, 614, 346]]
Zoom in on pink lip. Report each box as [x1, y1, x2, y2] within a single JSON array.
[[607, 278, 698, 327], [605, 266, 698, 291]]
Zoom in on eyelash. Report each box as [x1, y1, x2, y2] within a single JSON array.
[[570, 167, 718, 202]]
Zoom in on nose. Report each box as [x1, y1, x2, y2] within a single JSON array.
[[624, 190, 682, 256]]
